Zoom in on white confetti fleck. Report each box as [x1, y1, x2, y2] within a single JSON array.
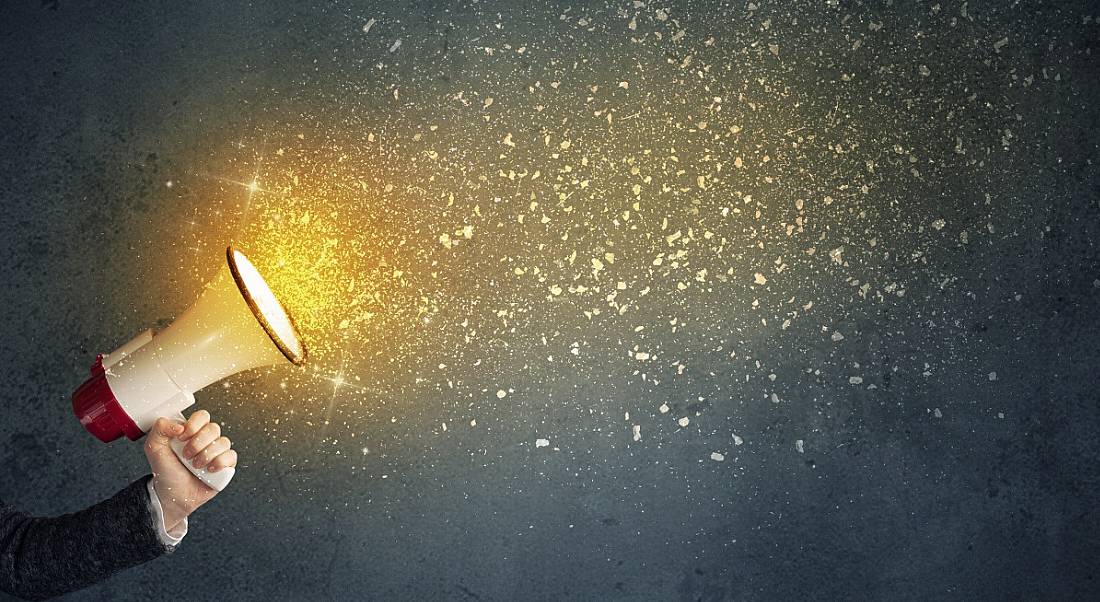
[[677, 416, 690, 427], [535, 438, 550, 448], [849, 376, 864, 385], [389, 39, 402, 53], [710, 452, 725, 462], [659, 403, 670, 414], [733, 434, 744, 446], [795, 439, 805, 453], [632, 425, 641, 441]]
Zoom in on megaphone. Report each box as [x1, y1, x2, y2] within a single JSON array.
[[72, 246, 307, 491]]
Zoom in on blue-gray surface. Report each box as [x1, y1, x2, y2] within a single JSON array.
[[2, 1, 1099, 600]]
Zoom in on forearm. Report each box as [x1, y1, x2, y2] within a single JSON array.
[[0, 476, 171, 600]]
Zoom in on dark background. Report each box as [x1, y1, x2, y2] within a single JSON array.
[[2, 1, 1099, 600]]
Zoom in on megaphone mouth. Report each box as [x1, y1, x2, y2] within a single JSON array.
[[226, 245, 308, 366]]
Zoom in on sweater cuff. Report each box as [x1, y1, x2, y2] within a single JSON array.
[[145, 479, 188, 547]]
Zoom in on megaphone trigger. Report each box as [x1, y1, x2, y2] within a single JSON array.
[[166, 411, 235, 492]]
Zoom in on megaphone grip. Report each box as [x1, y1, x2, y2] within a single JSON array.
[[168, 436, 236, 492]]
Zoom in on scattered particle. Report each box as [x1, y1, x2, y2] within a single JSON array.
[[710, 452, 725, 462], [362, 18, 377, 34], [794, 439, 804, 453], [496, 389, 507, 399], [389, 39, 402, 53], [659, 403, 670, 414], [849, 376, 864, 385], [535, 438, 550, 448], [677, 416, 690, 427], [733, 434, 744, 446]]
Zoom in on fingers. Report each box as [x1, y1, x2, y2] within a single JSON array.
[[190, 436, 232, 469], [144, 417, 184, 456], [180, 409, 210, 441], [206, 449, 238, 473], [183, 421, 221, 459]]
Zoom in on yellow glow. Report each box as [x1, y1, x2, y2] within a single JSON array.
[[231, 248, 306, 363]]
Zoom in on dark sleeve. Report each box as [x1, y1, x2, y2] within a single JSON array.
[[0, 475, 172, 601]]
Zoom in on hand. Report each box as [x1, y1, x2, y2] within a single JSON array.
[[143, 410, 237, 531]]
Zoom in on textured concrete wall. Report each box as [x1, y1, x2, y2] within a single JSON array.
[[1, 1, 1099, 600]]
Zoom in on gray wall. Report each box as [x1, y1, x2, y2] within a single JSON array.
[[1, 1, 1099, 600]]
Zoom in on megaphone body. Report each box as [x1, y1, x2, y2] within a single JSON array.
[[72, 247, 306, 491]]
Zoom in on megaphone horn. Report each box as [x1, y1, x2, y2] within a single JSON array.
[[72, 246, 307, 491]]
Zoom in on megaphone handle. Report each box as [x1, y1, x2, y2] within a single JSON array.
[[167, 412, 235, 492]]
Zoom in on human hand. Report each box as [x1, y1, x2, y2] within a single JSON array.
[[143, 410, 237, 531]]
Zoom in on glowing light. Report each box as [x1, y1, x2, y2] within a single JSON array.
[[229, 248, 306, 364]]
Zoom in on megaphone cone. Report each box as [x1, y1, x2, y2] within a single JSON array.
[[72, 246, 307, 490]]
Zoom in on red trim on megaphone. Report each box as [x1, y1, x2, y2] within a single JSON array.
[[72, 356, 144, 443]]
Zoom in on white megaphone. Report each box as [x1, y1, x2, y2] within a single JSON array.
[[72, 246, 307, 491]]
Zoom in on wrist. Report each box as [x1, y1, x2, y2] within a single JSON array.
[[153, 478, 193, 528]]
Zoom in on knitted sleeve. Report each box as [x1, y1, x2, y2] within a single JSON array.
[[0, 475, 171, 601]]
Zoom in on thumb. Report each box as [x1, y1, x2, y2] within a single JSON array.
[[144, 417, 184, 457]]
